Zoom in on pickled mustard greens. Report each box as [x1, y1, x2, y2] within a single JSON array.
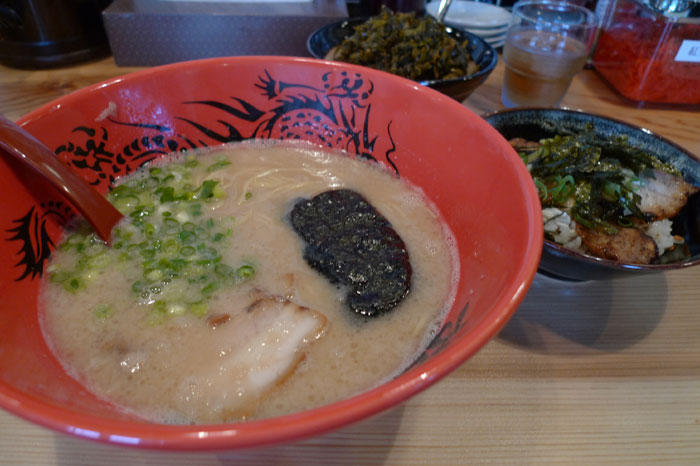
[[517, 124, 680, 234], [332, 7, 476, 81], [48, 154, 256, 323]]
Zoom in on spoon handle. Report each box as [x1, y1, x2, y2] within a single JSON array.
[[0, 115, 123, 243], [436, 0, 454, 23]]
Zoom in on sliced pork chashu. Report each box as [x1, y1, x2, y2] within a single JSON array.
[[576, 224, 658, 264], [175, 293, 327, 422], [508, 137, 542, 153], [637, 169, 699, 220]]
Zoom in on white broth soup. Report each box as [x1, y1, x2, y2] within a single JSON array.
[[40, 141, 458, 424]]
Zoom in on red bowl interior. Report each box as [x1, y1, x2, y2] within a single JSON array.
[[0, 56, 542, 450]]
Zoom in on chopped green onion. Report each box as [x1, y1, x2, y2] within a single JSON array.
[[140, 249, 156, 260], [144, 223, 156, 238], [64, 277, 85, 293], [195, 225, 210, 240], [180, 246, 196, 256], [163, 217, 180, 234], [236, 264, 255, 280], [88, 253, 112, 269], [189, 302, 208, 317], [163, 238, 179, 254], [190, 203, 203, 217], [201, 282, 220, 296], [170, 258, 187, 270], [167, 303, 186, 316], [108, 184, 131, 198], [156, 186, 175, 203], [145, 269, 163, 282], [534, 179, 548, 200], [200, 247, 218, 259], [52, 148, 256, 324], [113, 195, 141, 212], [95, 304, 113, 320], [207, 157, 231, 172], [199, 180, 218, 199], [215, 263, 235, 278], [551, 175, 575, 203], [178, 230, 196, 244], [131, 280, 145, 294], [49, 270, 72, 283]]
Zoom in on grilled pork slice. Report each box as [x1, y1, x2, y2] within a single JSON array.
[[576, 224, 658, 264], [176, 294, 327, 422], [508, 137, 542, 153], [637, 169, 699, 220]]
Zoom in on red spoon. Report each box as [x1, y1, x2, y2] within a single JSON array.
[[0, 115, 123, 243]]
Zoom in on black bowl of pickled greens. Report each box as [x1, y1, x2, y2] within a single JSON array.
[[485, 108, 700, 281], [307, 8, 497, 102]]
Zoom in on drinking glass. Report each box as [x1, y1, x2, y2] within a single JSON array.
[[501, 0, 598, 108]]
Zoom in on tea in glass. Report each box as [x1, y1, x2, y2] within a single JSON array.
[[502, 1, 598, 108]]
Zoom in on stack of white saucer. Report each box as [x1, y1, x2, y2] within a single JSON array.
[[427, 1, 513, 49]]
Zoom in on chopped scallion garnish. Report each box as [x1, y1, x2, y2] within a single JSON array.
[[52, 150, 255, 322]]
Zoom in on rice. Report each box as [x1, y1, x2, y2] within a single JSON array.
[[542, 207, 583, 252], [543, 207, 678, 258], [644, 219, 675, 255]]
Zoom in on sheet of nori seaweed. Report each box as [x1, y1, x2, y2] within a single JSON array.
[[289, 189, 412, 317]]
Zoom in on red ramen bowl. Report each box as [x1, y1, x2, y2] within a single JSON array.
[[0, 56, 541, 450]]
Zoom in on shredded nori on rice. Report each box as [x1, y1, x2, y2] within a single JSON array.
[[518, 123, 680, 234]]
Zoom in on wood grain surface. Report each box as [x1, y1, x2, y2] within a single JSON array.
[[1, 56, 699, 465]]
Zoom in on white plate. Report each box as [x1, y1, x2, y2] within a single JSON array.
[[467, 27, 507, 39], [427, 1, 513, 29], [485, 35, 506, 46], [461, 22, 510, 34]]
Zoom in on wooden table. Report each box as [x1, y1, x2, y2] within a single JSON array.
[[1, 57, 699, 465]]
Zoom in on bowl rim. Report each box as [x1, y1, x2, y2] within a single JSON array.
[[483, 106, 700, 272], [3, 56, 542, 450], [305, 17, 498, 86]]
